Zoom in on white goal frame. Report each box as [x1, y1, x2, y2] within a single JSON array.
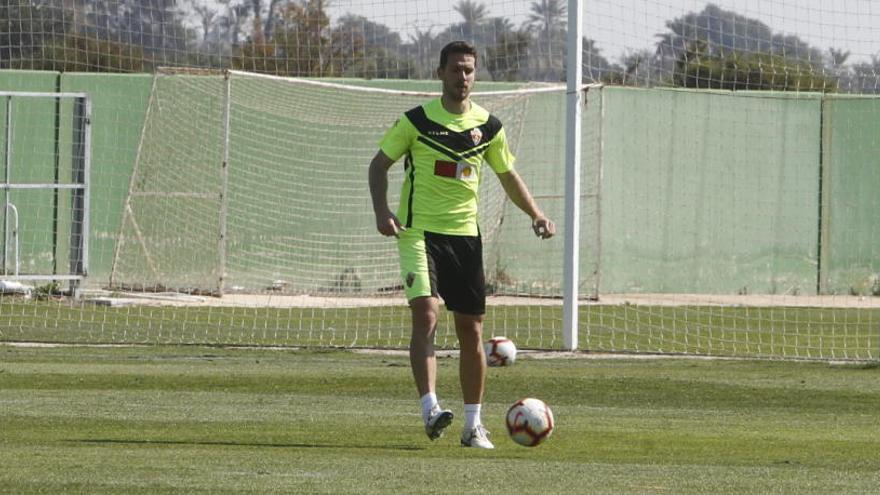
[[563, 0, 584, 351]]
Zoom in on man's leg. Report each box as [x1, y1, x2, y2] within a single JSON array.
[[455, 311, 493, 448], [410, 296, 453, 439], [454, 311, 485, 405], [409, 296, 439, 398]]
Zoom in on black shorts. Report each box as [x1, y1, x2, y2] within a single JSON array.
[[397, 228, 486, 315]]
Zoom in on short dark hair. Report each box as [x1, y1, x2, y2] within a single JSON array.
[[439, 41, 478, 68]]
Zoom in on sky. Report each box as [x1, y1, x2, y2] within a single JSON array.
[[324, 0, 880, 64]]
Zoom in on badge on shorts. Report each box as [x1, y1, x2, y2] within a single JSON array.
[[406, 272, 415, 288]]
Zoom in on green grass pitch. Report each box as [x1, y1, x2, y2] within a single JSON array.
[[1, 344, 879, 493]]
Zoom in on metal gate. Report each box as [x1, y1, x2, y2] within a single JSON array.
[[0, 91, 91, 295]]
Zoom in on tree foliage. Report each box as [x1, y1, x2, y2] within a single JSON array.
[[452, 0, 489, 40], [329, 14, 411, 78], [231, 0, 328, 75], [524, 0, 566, 80], [1, 1, 73, 69], [1, 0, 192, 72], [0, 0, 869, 91], [673, 40, 837, 91], [231, 3, 415, 78], [36, 33, 151, 72], [843, 55, 880, 94], [485, 26, 531, 81], [657, 3, 837, 91]]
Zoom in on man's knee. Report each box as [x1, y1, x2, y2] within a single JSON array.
[[454, 312, 484, 342], [410, 296, 440, 337]]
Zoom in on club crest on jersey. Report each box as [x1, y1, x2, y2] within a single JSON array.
[[470, 127, 483, 145]]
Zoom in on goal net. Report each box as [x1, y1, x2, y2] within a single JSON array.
[[108, 70, 579, 299]]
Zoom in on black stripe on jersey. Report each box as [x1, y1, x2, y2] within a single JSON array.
[[405, 153, 415, 228], [480, 115, 503, 143], [405, 105, 503, 154], [416, 136, 462, 161], [459, 143, 492, 160]]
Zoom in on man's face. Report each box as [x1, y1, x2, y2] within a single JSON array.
[[438, 52, 476, 103]]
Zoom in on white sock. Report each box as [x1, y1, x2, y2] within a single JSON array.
[[420, 392, 439, 423], [463, 403, 482, 431]]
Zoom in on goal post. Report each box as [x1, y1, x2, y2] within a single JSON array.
[[0, 91, 91, 295], [562, 0, 584, 351]]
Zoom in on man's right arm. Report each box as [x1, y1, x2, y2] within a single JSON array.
[[368, 150, 404, 237]]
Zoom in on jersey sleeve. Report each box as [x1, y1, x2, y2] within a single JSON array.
[[484, 126, 515, 174], [379, 115, 416, 162]]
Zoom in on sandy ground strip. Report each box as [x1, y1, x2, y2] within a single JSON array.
[[80, 291, 880, 309]]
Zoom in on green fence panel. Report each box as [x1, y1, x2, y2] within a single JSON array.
[[597, 88, 822, 294], [0, 70, 58, 92], [60, 73, 152, 287], [820, 95, 880, 295]]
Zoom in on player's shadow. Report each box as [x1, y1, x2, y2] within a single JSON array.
[[69, 438, 424, 451]]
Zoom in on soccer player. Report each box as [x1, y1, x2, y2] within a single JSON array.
[[368, 41, 555, 449]]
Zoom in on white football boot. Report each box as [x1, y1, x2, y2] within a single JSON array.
[[460, 424, 494, 449], [425, 409, 454, 440]]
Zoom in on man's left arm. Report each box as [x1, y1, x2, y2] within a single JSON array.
[[496, 170, 555, 239]]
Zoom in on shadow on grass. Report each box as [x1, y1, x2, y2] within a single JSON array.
[[67, 438, 424, 451]]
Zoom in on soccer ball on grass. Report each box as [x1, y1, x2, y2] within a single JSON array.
[[484, 336, 516, 366], [506, 397, 554, 447]]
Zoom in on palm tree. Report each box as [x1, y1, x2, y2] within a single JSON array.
[[527, 0, 566, 42], [409, 27, 435, 77], [453, 0, 488, 39], [582, 37, 616, 83], [485, 18, 530, 81], [525, 0, 566, 80], [828, 47, 851, 69]]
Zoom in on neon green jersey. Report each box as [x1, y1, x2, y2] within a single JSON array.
[[379, 98, 515, 236]]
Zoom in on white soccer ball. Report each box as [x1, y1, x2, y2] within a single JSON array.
[[506, 398, 554, 447], [484, 336, 516, 366]]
